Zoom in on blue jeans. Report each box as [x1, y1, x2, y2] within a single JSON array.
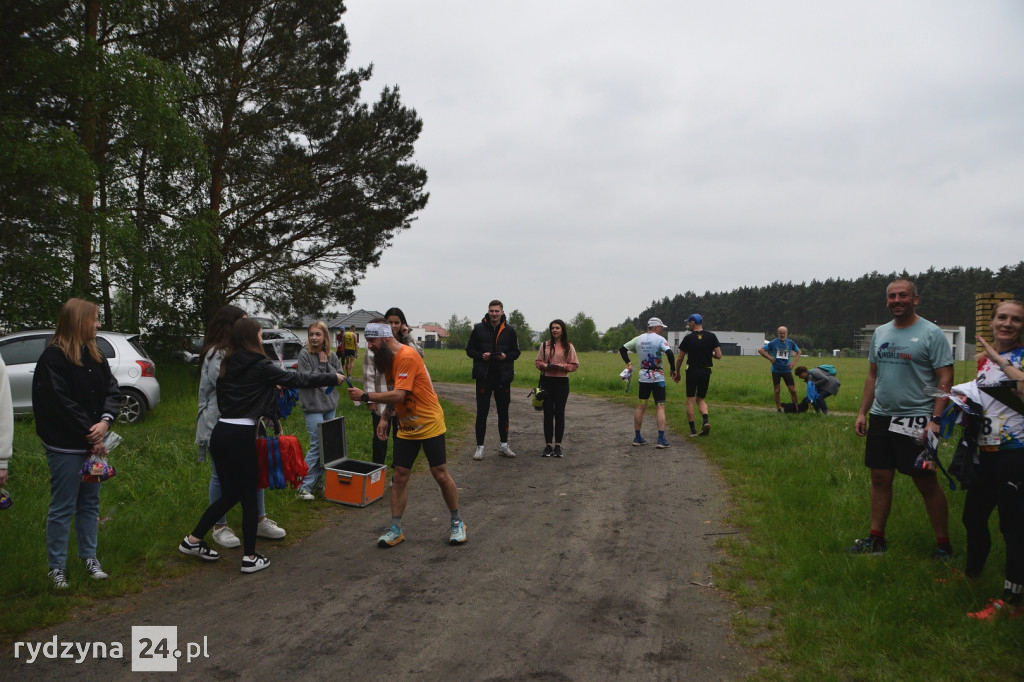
[[209, 455, 265, 523], [46, 450, 100, 570], [300, 410, 334, 491]]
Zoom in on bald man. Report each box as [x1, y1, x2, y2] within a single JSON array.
[[758, 326, 801, 412]]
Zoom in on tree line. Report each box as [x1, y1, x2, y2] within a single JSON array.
[[1, 1, 426, 337], [636, 263, 1024, 353]]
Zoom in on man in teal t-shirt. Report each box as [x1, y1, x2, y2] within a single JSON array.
[[849, 279, 954, 558]]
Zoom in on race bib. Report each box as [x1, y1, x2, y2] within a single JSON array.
[[979, 415, 1006, 447], [889, 415, 928, 439], [775, 349, 789, 360]]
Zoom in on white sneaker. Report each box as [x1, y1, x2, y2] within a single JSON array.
[[473, 446, 484, 460], [257, 517, 286, 539], [212, 525, 241, 548], [297, 488, 314, 500], [499, 443, 516, 458]]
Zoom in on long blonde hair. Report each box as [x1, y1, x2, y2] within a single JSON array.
[[51, 298, 103, 366], [306, 321, 330, 354]]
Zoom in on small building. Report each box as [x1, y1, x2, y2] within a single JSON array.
[[664, 330, 765, 356], [289, 309, 384, 348]]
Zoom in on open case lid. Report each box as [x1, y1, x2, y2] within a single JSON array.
[[317, 416, 348, 466], [979, 380, 1024, 416]]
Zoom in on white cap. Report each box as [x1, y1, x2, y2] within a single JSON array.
[[647, 317, 667, 329]]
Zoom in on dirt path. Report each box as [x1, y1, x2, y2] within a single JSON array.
[[1, 384, 756, 680]]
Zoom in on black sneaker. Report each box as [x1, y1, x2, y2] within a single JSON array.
[[845, 535, 887, 555], [542, 445, 554, 457], [179, 537, 220, 561], [240, 553, 270, 574], [553, 445, 563, 458]]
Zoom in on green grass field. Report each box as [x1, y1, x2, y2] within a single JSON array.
[[3, 350, 1021, 680]]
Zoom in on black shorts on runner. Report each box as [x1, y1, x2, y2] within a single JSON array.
[[638, 381, 667, 404], [864, 414, 934, 477], [393, 433, 447, 470], [771, 371, 795, 387], [685, 367, 711, 398], [343, 349, 357, 359]]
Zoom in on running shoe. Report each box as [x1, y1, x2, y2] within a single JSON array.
[[240, 553, 271, 574], [632, 435, 647, 446], [553, 445, 563, 458], [844, 535, 887, 555], [179, 537, 221, 561], [297, 488, 315, 501], [499, 443, 517, 458], [473, 446, 484, 460], [700, 423, 711, 436], [932, 545, 954, 561], [84, 557, 108, 580], [378, 525, 405, 548], [968, 598, 1024, 621], [449, 520, 467, 545], [542, 445, 554, 457], [656, 436, 671, 449]]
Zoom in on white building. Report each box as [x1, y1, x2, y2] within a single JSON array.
[[664, 330, 765, 356]]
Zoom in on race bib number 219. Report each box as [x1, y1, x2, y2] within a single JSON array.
[[889, 415, 928, 439]]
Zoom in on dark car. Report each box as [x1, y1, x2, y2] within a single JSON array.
[[261, 329, 303, 370]]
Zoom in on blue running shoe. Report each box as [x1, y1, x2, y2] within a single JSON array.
[[656, 436, 671, 449], [378, 525, 405, 548], [449, 520, 467, 545], [632, 435, 647, 446]]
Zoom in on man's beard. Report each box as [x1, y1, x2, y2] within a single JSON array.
[[373, 343, 395, 377]]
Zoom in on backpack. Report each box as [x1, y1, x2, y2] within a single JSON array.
[[815, 364, 837, 376]]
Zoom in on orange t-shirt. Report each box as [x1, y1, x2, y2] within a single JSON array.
[[390, 345, 446, 440]]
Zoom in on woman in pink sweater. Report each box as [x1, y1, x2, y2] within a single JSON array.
[[535, 320, 580, 458]]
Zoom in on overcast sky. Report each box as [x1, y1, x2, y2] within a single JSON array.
[[341, 1, 1024, 332]]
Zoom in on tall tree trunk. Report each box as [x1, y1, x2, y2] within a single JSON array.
[[73, 0, 101, 298]]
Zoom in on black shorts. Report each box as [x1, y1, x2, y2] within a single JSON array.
[[638, 381, 667, 404], [771, 371, 795, 387], [343, 349, 357, 359], [685, 367, 711, 398], [864, 414, 934, 477], [393, 433, 447, 470]]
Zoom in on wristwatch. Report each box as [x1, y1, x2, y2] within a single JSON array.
[[930, 415, 942, 425], [102, 416, 114, 425]]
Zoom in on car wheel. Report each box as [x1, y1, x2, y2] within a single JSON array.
[[118, 389, 148, 424]]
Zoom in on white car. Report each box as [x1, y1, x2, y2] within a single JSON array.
[[0, 330, 161, 424]]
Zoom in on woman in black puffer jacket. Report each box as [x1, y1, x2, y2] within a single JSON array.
[[178, 318, 343, 574]]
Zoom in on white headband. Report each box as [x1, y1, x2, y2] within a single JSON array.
[[363, 323, 393, 339]]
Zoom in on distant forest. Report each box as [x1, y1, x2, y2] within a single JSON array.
[[636, 262, 1024, 353]]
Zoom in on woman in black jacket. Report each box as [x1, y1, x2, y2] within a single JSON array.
[[179, 318, 343, 573], [32, 298, 121, 589]]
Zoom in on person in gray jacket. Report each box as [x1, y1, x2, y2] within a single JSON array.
[[296, 321, 342, 499], [794, 365, 841, 414]]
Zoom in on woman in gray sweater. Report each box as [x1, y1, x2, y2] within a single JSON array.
[[296, 321, 342, 499]]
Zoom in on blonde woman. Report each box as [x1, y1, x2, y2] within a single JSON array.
[[296, 321, 342, 499], [32, 298, 121, 589]]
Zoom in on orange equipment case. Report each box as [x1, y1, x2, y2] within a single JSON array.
[[318, 416, 387, 507]]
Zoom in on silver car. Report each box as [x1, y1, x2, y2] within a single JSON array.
[[0, 330, 161, 424]]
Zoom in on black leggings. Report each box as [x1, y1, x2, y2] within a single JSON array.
[[475, 380, 511, 445], [192, 422, 259, 555], [963, 450, 1024, 584], [541, 376, 570, 444]]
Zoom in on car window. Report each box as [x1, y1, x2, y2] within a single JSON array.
[[96, 336, 116, 359], [0, 335, 51, 365], [126, 336, 152, 359]]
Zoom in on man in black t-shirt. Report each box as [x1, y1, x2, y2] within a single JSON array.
[[671, 314, 722, 436]]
